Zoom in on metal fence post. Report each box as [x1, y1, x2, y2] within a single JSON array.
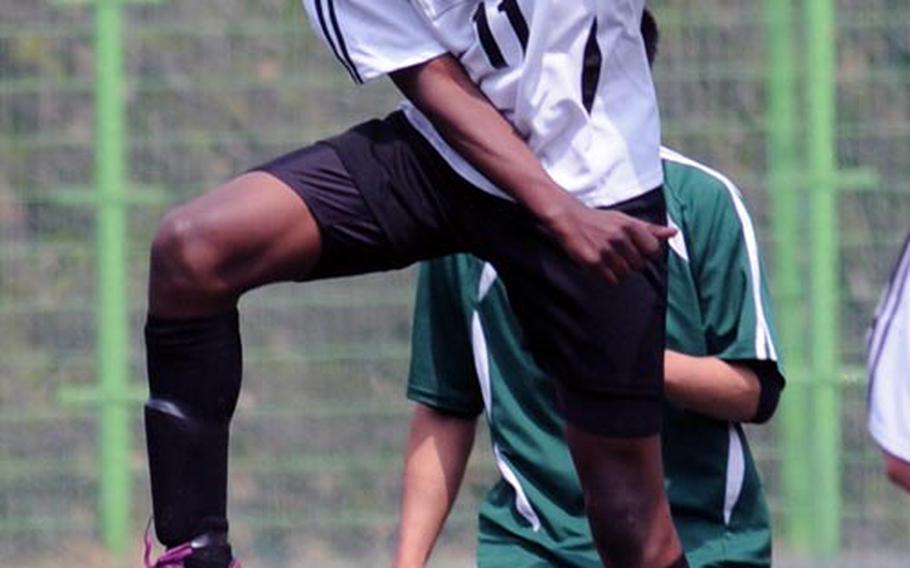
[[765, 0, 813, 552], [94, 0, 131, 554], [804, 0, 842, 557]]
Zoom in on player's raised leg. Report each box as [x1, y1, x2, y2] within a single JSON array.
[[144, 170, 322, 568]]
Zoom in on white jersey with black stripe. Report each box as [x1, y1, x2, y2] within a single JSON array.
[[868, 235, 910, 462], [300, 0, 662, 208]]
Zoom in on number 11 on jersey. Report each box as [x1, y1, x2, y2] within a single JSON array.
[[471, 1, 602, 114]]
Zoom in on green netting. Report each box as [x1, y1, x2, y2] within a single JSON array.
[[1, 0, 908, 565]]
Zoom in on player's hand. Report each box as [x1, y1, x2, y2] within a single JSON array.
[[546, 200, 676, 285]]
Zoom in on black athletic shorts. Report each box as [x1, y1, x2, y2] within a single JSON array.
[[252, 111, 668, 437]]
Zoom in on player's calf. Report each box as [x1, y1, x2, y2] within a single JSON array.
[[144, 308, 243, 563], [565, 427, 685, 568]]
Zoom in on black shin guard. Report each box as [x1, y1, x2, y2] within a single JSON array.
[[145, 310, 242, 547]]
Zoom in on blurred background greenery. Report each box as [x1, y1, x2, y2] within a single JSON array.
[[0, 0, 908, 565]]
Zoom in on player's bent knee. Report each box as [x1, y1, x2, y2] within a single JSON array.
[[149, 208, 233, 301]]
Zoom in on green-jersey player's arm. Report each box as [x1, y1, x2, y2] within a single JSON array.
[[394, 258, 484, 568], [390, 55, 675, 285], [667, 171, 785, 424], [395, 405, 477, 568], [664, 352, 763, 422]]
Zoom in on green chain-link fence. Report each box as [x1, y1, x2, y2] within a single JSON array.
[[1, 0, 908, 565]]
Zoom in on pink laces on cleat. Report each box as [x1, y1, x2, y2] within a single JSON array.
[[143, 518, 241, 568]]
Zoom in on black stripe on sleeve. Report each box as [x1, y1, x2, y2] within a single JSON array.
[[327, 0, 364, 84], [314, 0, 361, 83]]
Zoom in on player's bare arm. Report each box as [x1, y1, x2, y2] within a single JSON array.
[[393, 405, 477, 568], [663, 352, 770, 423], [390, 55, 676, 285]]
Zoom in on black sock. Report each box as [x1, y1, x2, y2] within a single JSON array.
[[145, 309, 242, 547], [664, 554, 689, 568]]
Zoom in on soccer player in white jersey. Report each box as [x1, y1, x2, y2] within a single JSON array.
[[143, 2, 685, 567], [867, 234, 910, 493]]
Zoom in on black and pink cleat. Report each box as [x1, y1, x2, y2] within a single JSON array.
[[144, 519, 241, 568]]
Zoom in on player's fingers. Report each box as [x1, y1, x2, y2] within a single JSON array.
[[627, 222, 662, 257], [599, 265, 619, 286], [602, 248, 632, 282], [649, 223, 678, 240], [612, 231, 647, 271]]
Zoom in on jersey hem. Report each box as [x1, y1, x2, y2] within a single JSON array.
[[869, 419, 910, 463], [355, 47, 449, 83], [406, 385, 484, 418], [402, 106, 664, 209], [714, 346, 780, 366]]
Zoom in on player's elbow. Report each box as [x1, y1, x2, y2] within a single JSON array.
[[744, 362, 784, 424], [747, 384, 780, 424]]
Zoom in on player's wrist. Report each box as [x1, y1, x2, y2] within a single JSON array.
[[536, 195, 589, 252]]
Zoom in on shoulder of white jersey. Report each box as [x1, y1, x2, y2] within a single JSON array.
[[868, 234, 910, 381], [867, 235, 910, 461], [301, 0, 447, 84]]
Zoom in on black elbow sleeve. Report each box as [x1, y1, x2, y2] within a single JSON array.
[[749, 361, 785, 424]]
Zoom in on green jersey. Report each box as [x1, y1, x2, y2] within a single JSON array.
[[407, 147, 784, 568]]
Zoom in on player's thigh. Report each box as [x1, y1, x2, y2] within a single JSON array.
[[252, 140, 445, 279], [156, 170, 322, 291]]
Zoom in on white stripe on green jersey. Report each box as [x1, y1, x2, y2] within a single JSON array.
[[471, 277, 543, 531], [408, 148, 783, 567], [723, 425, 746, 526], [660, 147, 778, 362], [667, 215, 689, 263], [867, 234, 910, 462], [301, 0, 662, 208]]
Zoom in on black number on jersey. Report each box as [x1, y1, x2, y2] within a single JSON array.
[[497, 0, 528, 53], [473, 3, 507, 69], [472, 2, 602, 114]]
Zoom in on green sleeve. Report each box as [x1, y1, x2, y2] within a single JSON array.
[[406, 256, 484, 417], [684, 176, 782, 367]]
